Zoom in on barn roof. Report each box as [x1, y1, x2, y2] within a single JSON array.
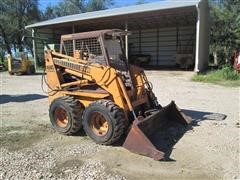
[[26, 0, 199, 29]]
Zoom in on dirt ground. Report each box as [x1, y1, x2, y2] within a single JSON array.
[[0, 70, 239, 180]]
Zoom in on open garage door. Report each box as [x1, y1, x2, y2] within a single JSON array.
[[128, 26, 196, 68]]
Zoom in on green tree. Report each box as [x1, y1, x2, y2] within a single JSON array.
[[136, 0, 146, 5], [42, 5, 56, 20], [86, 0, 113, 12], [43, 0, 113, 19], [0, 0, 41, 55], [210, 0, 240, 64], [0, 37, 6, 64], [54, 0, 84, 17]]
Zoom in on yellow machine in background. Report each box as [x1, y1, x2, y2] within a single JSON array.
[[8, 52, 35, 75]]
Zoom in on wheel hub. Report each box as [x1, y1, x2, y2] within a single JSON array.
[[90, 112, 109, 136], [54, 107, 69, 128]]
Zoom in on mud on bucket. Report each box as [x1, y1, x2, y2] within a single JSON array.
[[123, 101, 192, 160]]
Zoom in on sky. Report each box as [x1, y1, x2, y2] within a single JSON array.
[[38, 0, 162, 11]]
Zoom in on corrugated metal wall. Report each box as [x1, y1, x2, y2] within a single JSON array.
[[34, 26, 196, 67], [128, 26, 196, 66], [35, 29, 68, 63]]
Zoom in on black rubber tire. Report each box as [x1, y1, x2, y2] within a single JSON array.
[[49, 96, 83, 135], [27, 65, 35, 75], [30, 65, 35, 74], [83, 100, 125, 145], [16, 72, 23, 76]]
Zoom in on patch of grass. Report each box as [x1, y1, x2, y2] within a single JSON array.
[[192, 66, 240, 87]]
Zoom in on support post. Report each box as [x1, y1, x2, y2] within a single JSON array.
[[139, 28, 142, 54], [125, 21, 128, 59], [195, 7, 200, 72], [156, 25, 159, 65], [72, 24, 76, 52], [32, 28, 37, 70], [194, 0, 209, 72]]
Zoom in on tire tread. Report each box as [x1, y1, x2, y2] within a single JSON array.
[[83, 99, 125, 145]]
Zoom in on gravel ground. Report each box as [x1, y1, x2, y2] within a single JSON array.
[[0, 70, 239, 180]]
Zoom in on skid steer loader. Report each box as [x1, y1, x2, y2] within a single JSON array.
[[45, 29, 191, 160], [8, 52, 35, 75]]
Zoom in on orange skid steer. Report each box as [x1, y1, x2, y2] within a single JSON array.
[[44, 29, 191, 160]]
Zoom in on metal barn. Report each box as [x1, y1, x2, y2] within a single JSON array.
[[26, 0, 209, 72]]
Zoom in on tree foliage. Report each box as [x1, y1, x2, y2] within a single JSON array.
[[42, 0, 113, 20], [86, 0, 114, 12], [210, 0, 240, 64], [0, 0, 113, 63], [136, 0, 146, 5], [0, 0, 41, 55]]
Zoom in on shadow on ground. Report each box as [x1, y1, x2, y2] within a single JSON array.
[[19, 72, 45, 76], [113, 109, 227, 161], [160, 109, 227, 161], [182, 109, 227, 126], [0, 94, 47, 104]]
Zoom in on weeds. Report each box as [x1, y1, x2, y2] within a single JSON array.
[[192, 66, 240, 86]]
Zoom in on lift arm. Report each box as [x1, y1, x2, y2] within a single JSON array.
[[45, 51, 136, 116]]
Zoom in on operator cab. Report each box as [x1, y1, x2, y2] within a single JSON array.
[[60, 29, 128, 67], [9, 53, 23, 72], [60, 29, 132, 87], [103, 31, 128, 71]]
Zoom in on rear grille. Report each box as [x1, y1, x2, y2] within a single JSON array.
[[53, 58, 90, 73]]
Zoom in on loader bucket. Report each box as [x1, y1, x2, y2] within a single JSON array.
[[123, 101, 192, 160]]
